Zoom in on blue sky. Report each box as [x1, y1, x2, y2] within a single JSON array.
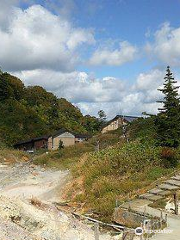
[[1, 0, 180, 117], [34, 0, 180, 79]]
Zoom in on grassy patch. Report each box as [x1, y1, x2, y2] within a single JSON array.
[[0, 148, 29, 163], [33, 142, 94, 169], [69, 141, 178, 222], [33, 132, 123, 169], [32, 126, 180, 222], [149, 199, 167, 209]]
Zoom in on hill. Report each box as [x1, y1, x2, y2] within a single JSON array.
[[33, 117, 180, 222], [0, 71, 101, 146]]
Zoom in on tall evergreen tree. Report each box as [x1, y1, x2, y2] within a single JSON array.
[[156, 66, 180, 148]]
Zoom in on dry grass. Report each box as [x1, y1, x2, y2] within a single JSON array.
[[30, 197, 45, 209], [33, 132, 124, 169], [66, 141, 179, 222], [0, 148, 29, 163]]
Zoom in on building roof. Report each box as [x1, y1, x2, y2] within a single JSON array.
[[14, 129, 91, 147], [51, 128, 75, 138], [14, 135, 49, 147], [75, 134, 90, 139], [102, 115, 141, 128]]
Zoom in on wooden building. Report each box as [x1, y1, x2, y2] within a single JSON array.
[[75, 134, 90, 143], [14, 129, 90, 151], [101, 115, 140, 134], [48, 129, 75, 150], [14, 136, 49, 151]]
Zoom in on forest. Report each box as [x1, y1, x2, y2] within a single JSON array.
[[0, 70, 102, 146]]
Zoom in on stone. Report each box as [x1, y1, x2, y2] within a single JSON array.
[[171, 175, 180, 181], [158, 190, 172, 196], [165, 179, 180, 187], [149, 188, 164, 195], [139, 193, 163, 201], [158, 184, 179, 191]]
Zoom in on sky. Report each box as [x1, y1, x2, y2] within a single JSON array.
[[1, 0, 180, 118]]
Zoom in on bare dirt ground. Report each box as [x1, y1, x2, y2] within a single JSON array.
[[0, 161, 120, 240]]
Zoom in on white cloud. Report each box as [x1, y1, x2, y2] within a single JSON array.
[[135, 69, 164, 91], [14, 69, 125, 104], [145, 22, 180, 66], [2, 3, 179, 118], [89, 41, 137, 66], [13, 68, 170, 118], [0, 4, 95, 72]]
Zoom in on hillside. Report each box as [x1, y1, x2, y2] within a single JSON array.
[[0, 71, 101, 146], [33, 118, 180, 222]]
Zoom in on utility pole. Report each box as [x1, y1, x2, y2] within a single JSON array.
[[122, 122, 128, 142], [96, 140, 100, 152]]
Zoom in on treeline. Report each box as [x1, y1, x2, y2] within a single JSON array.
[[0, 71, 102, 146]]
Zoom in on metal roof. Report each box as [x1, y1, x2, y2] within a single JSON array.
[[14, 135, 49, 146], [102, 115, 141, 128]]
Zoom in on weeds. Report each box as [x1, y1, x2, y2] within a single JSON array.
[[70, 141, 179, 222]]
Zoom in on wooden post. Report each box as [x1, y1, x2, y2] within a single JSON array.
[[122, 231, 128, 240], [174, 192, 178, 215], [160, 210, 163, 220], [94, 223, 99, 240], [96, 141, 100, 152], [165, 213, 168, 223], [160, 211, 163, 229]]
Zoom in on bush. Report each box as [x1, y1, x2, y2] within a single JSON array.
[[70, 141, 177, 221], [160, 147, 178, 168]]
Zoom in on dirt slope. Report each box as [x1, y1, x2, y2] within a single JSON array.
[[0, 162, 119, 240]]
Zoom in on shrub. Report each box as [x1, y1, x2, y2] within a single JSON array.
[[160, 147, 178, 168], [70, 141, 176, 221], [58, 140, 64, 150]]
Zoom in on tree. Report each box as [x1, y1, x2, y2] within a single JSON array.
[[156, 66, 180, 148], [58, 140, 64, 150], [98, 110, 107, 122], [0, 74, 13, 101]]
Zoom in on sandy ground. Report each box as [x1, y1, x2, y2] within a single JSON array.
[[0, 162, 121, 240]]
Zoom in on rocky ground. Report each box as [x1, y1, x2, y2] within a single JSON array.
[[0, 161, 120, 240]]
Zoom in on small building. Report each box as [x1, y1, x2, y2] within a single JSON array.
[[14, 136, 49, 151], [14, 129, 91, 151], [48, 129, 75, 150], [101, 115, 140, 134], [75, 134, 90, 143]]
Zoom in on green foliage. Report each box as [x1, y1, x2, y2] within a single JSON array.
[[156, 66, 180, 149], [128, 117, 156, 144], [149, 199, 167, 209], [0, 73, 25, 101], [160, 147, 178, 168], [33, 142, 95, 169], [58, 140, 64, 150], [81, 115, 102, 133], [0, 72, 101, 146], [71, 141, 178, 221]]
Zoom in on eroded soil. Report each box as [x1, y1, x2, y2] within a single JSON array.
[[0, 161, 119, 240]]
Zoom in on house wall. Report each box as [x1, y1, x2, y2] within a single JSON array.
[[48, 132, 75, 150], [34, 139, 47, 150], [48, 137, 53, 150], [102, 118, 124, 134], [75, 137, 86, 143], [15, 142, 34, 150]]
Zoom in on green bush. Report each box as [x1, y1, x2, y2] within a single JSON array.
[[160, 147, 178, 168], [71, 141, 178, 221]]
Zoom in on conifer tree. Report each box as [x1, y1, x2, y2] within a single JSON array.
[[156, 66, 180, 148]]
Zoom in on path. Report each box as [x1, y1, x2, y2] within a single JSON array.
[[0, 161, 119, 240], [118, 172, 180, 239]]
